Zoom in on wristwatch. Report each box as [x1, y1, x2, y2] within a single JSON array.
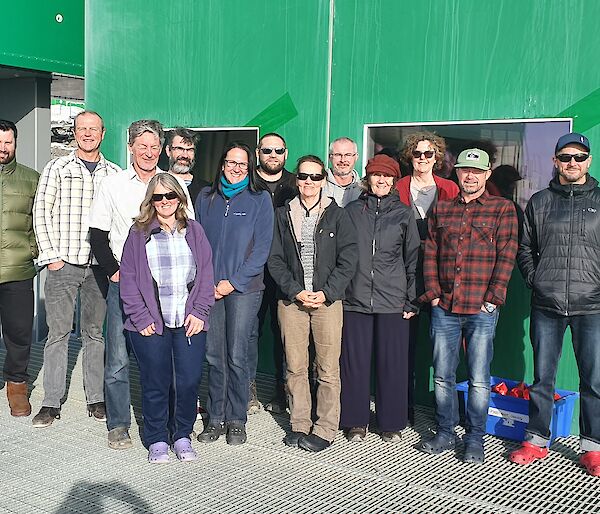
[[484, 302, 497, 313]]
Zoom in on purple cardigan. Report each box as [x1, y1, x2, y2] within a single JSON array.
[[120, 218, 214, 335]]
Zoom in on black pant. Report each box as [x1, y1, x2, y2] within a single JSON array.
[[340, 311, 409, 432], [0, 279, 34, 382]]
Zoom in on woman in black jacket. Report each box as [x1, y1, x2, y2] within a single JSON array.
[[340, 154, 420, 443], [268, 155, 357, 452]]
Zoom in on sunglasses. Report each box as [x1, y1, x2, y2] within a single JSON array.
[[556, 153, 589, 163], [297, 173, 325, 181], [412, 150, 435, 159], [152, 192, 179, 202], [260, 147, 286, 155]]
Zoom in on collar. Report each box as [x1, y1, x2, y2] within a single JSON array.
[[126, 165, 164, 182], [0, 158, 17, 174], [325, 168, 358, 188]]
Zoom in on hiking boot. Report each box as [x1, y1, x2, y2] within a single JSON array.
[[345, 427, 367, 442], [226, 423, 247, 445], [108, 427, 133, 449], [283, 431, 305, 448], [197, 422, 226, 443], [298, 433, 331, 452], [32, 406, 61, 427], [87, 402, 106, 422], [247, 380, 262, 414], [7, 381, 31, 417]]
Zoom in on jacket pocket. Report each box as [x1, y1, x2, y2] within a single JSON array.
[[472, 221, 494, 246]]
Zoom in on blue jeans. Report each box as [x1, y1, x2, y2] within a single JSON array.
[[129, 327, 206, 447], [430, 305, 499, 447], [205, 291, 263, 425], [105, 281, 131, 431], [526, 308, 600, 451]]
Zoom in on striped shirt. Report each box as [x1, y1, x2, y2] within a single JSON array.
[[420, 191, 518, 314], [146, 227, 196, 328], [33, 152, 121, 267]]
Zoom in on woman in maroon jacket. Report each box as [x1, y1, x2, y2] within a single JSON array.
[[395, 132, 459, 423]]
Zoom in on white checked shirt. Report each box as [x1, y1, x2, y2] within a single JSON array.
[[33, 152, 122, 267], [89, 167, 194, 263]]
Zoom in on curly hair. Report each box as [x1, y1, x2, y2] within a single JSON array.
[[399, 131, 447, 173]]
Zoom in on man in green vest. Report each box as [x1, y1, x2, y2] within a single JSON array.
[[0, 119, 39, 417]]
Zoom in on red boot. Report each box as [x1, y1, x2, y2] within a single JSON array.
[[508, 441, 548, 465], [580, 451, 600, 477]]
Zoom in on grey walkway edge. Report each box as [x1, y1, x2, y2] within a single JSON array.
[[0, 338, 597, 513]]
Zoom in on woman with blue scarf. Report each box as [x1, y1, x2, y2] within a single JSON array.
[[195, 142, 274, 445]]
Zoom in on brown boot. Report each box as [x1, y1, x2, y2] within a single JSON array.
[[7, 381, 31, 417]]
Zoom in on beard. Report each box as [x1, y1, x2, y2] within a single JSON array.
[[169, 156, 194, 174], [259, 158, 285, 175]]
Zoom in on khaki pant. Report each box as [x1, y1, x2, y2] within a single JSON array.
[[278, 300, 343, 442]]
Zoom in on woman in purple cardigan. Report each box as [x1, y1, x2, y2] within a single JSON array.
[[120, 173, 214, 464]]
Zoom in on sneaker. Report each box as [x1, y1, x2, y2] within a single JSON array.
[[247, 380, 262, 415], [197, 422, 226, 443], [345, 427, 367, 442], [148, 442, 169, 464], [32, 406, 61, 427], [87, 402, 106, 422], [283, 431, 305, 448], [108, 427, 133, 450], [172, 437, 197, 462], [298, 433, 331, 452], [381, 431, 402, 443], [226, 424, 247, 445]]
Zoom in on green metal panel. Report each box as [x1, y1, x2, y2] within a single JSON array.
[[86, 0, 600, 434], [2, 1, 84, 75], [85, 0, 331, 168]]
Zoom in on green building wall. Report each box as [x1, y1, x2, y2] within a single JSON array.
[[86, 0, 600, 434]]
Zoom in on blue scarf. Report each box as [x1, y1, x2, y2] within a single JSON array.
[[220, 175, 249, 199]]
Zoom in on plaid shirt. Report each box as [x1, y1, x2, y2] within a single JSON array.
[[33, 152, 121, 266], [420, 191, 518, 314], [146, 227, 196, 328]]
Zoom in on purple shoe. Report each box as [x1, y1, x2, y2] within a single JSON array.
[[172, 437, 197, 462], [148, 442, 169, 464]]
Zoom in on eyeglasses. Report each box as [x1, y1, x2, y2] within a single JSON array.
[[556, 153, 589, 163], [152, 192, 179, 202], [260, 147, 286, 155], [412, 150, 435, 159], [297, 173, 325, 181], [170, 146, 195, 154], [224, 159, 249, 170], [330, 152, 357, 160]]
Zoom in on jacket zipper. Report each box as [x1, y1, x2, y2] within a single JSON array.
[[370, 198, 380, 311], [565, 188, 574, 315], [213, 198, 230, 286]]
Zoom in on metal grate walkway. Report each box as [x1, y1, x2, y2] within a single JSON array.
[[0, 338, 597, 514]]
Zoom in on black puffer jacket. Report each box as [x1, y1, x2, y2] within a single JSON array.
[[344, 191, 420, 314], [268, 196, 357, 304], [517, 175, 600, 315]]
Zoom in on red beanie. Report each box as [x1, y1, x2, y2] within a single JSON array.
[[365, 154, 400, 178]]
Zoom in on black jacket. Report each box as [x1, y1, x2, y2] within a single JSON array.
[[344, 192, 420, 314], [268, 197, 358, 303], [518, 175, 600, 315], [255, 168, 298, 208]]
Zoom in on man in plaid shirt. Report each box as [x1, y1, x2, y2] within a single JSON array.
[[418, 148, 518, 464], [32, 111, 121, 428]]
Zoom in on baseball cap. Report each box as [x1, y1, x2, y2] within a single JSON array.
[[555, 132, 590, 154], [454, 148, 491, 171]]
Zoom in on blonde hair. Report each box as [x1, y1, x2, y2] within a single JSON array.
[[134, 173, 189, 233]]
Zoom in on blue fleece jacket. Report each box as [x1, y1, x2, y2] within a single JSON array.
[[195, 186, 274, 294]]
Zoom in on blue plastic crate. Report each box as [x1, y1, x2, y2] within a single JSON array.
[[456, 376, 579, 442]]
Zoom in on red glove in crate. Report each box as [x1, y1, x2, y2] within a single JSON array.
[[492, 382, 508, 395]]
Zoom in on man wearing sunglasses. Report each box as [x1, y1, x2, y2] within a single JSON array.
[[248, 133, 298, 415], [419, 148, 518, 464], [510, 133, 600, 477], [323, 137, 361, 207], [89, 120, 193, 450]]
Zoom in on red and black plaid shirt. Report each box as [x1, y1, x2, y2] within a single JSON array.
[[420, 191, 518, 314]]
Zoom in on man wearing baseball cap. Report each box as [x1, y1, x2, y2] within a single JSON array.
[[419, 148, 518, 464], [510, 133, 600, 477]]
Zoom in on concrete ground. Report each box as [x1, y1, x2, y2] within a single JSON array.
[[0, 337, 597, 514]]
